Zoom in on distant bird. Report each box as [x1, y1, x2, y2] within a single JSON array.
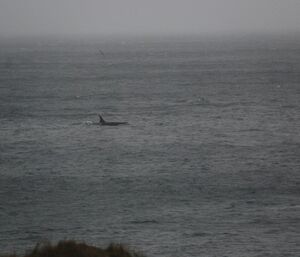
[[98, 49, 105, 57]]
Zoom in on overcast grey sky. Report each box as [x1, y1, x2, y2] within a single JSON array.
[[0, 0, 299, 37]]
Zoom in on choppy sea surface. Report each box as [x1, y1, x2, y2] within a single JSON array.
[[0, 35, 299, 257]]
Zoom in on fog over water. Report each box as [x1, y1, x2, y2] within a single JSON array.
[[0, 0, 300, 36], [1, 33, 300, 257]]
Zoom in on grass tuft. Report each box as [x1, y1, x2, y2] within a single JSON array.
[[2, 240, 145, 257]]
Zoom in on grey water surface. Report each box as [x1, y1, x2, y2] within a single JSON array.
[[0, 35, 299, 257]]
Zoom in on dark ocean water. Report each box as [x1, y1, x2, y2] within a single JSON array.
[[0, 35, 299, 257]]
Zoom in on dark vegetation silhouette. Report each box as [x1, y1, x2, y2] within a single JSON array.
[[1, 240, 145, 257]]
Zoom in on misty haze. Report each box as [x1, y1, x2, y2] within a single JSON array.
[[0, 1, 300, 257]]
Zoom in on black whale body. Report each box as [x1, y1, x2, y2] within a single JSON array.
[[98, 115, 128, 126]]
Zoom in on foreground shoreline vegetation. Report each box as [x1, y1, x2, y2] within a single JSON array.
[[1, 240, 145, 257]]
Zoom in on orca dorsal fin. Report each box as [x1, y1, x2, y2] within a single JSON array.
[[98, 114, 105, 124]]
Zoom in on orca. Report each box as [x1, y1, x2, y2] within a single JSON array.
[[98, 114, 128, 126]]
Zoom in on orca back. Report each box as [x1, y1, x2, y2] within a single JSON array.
[[98, 114, 128, 126]]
